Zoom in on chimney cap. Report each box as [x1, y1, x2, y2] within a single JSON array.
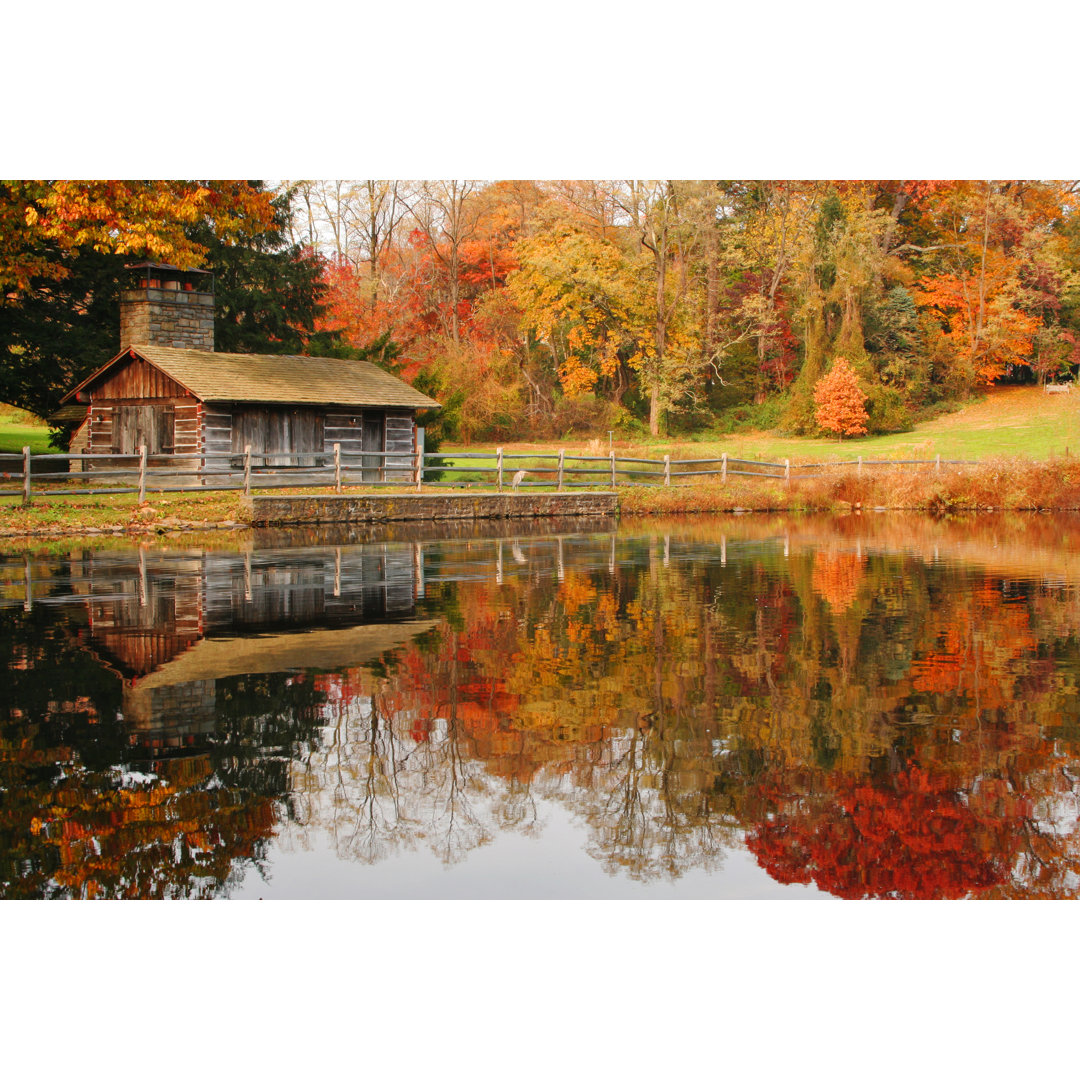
[[124, 261, 211, 274]]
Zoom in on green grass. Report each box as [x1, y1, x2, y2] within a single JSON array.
[[447, 387, 1080, 466], [0, 410, 54, 456]]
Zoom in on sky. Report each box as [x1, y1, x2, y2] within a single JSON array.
[[7, 2, 1077, 179]]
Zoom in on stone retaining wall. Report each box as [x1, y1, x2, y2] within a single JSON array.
[[241, 491, 618, 526]]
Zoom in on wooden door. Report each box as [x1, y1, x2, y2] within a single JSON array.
[[292, 409, 324, 467], [113, 405, 174, 455], [362, 414, 384, 482]]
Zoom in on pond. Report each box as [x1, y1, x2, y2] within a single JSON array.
[[3, 512, 1080, 900]]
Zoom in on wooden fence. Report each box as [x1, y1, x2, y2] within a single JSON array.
[[0, 444, 979, 506]]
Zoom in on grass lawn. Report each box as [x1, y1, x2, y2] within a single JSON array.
[[0, 407, 54, 456], [446, 386, 1080, 465]]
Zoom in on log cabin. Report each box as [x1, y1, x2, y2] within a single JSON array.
[[58, 263, 439, 479], [70, 541, 428, 752]]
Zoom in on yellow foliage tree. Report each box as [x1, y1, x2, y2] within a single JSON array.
[[507, 211, 650, 400]]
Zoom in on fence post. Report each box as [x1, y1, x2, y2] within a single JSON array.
[[610, 449, 616, 490], [557, 449, 565, 492], [138, 547, 148, 608], [936, 453, 941, 474], [22, 446, 31, 507], [858, 455, 863, 477], [243, 444, 252, 496], [721, 452, 727, 484], [497, 447, 504, 492], [416, 427, 425, 492], [23, 554, 32, 612], [138, 444, 147, 502], [663, 454, 671, 486], [334, 442, 342, 493], [784, 458, 790, 485]]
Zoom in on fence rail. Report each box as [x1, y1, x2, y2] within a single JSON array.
[[0, 444, 981, 505]]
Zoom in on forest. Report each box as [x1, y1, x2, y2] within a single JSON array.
[[4, 180, 1080, 444]]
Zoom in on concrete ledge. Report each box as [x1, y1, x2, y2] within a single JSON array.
[[241, 491, 618, 526]]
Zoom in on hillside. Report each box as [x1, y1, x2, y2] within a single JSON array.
[[468, 386, 1080, 465]]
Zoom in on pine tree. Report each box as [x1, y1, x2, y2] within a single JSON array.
[[813, 356, 869, 438]]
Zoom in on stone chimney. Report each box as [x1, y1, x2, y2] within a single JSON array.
[[120, 263, 215, 351]]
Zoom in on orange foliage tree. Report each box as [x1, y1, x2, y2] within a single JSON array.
[[813, 356, 869, 437]]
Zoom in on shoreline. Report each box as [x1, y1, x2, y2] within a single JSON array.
[[2, 503, 1078, 544], [6, 456, 1080, 539]]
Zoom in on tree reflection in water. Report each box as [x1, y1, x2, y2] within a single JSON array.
[[4, 514, 1080, 898]]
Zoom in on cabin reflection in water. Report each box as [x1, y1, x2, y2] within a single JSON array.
[[73, 544, 429, 752]]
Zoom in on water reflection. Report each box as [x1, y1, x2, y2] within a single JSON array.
[[4, 513, 1080, 898]]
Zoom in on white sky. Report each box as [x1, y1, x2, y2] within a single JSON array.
[[7, 2, 1077, 179]]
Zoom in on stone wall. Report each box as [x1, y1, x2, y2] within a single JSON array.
[[241, 491, 618, 526], [120, 287, 214, 351]]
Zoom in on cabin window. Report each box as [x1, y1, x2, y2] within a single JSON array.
[[112, 405, 174, 455]]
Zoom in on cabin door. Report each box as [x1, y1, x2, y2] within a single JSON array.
[[362, 414, 384, 482], [112, 405, 174, 455]]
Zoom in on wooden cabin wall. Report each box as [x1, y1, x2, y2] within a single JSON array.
[[324, 409, 365, 457], [230, 407, 325, 466], [202, 405, 233, 466], [87, 355, 199, 458], [185, 403, 416, 472], [96, 356, 187, 400], [89, 401, 199, 456], [385, 411, 415, 479], [324, 408, 415, 479], [174, 403, 199, 454]]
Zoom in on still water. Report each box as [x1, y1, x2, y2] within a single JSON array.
[[3, 513, 1080, 900]]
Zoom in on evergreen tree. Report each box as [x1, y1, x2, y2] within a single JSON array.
[[0, 183, 329, 419]]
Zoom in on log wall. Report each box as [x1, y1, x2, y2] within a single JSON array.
[[87, 353, 199, 458], [82, 354, 418, 469]]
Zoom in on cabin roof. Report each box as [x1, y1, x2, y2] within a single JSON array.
[[124, 620, 439, 690], [62, 345, 440, 410], [48, 404, 90, 424]]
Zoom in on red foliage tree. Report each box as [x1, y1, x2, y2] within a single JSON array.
[[747, 766, 1027, 899]]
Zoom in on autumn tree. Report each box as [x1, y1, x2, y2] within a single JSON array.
[[909, 181, 1067, 390], [400, 180, 484, 345], [0, 180, 274, 293], [813, 356, 869, 437], [615, 180, 715, 435], [508, 207, 649, 409], [0, 182, 324, 417]]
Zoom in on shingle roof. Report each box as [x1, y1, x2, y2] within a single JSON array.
[[64, 345, 440, 410], [48, 404, 90, 424]]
